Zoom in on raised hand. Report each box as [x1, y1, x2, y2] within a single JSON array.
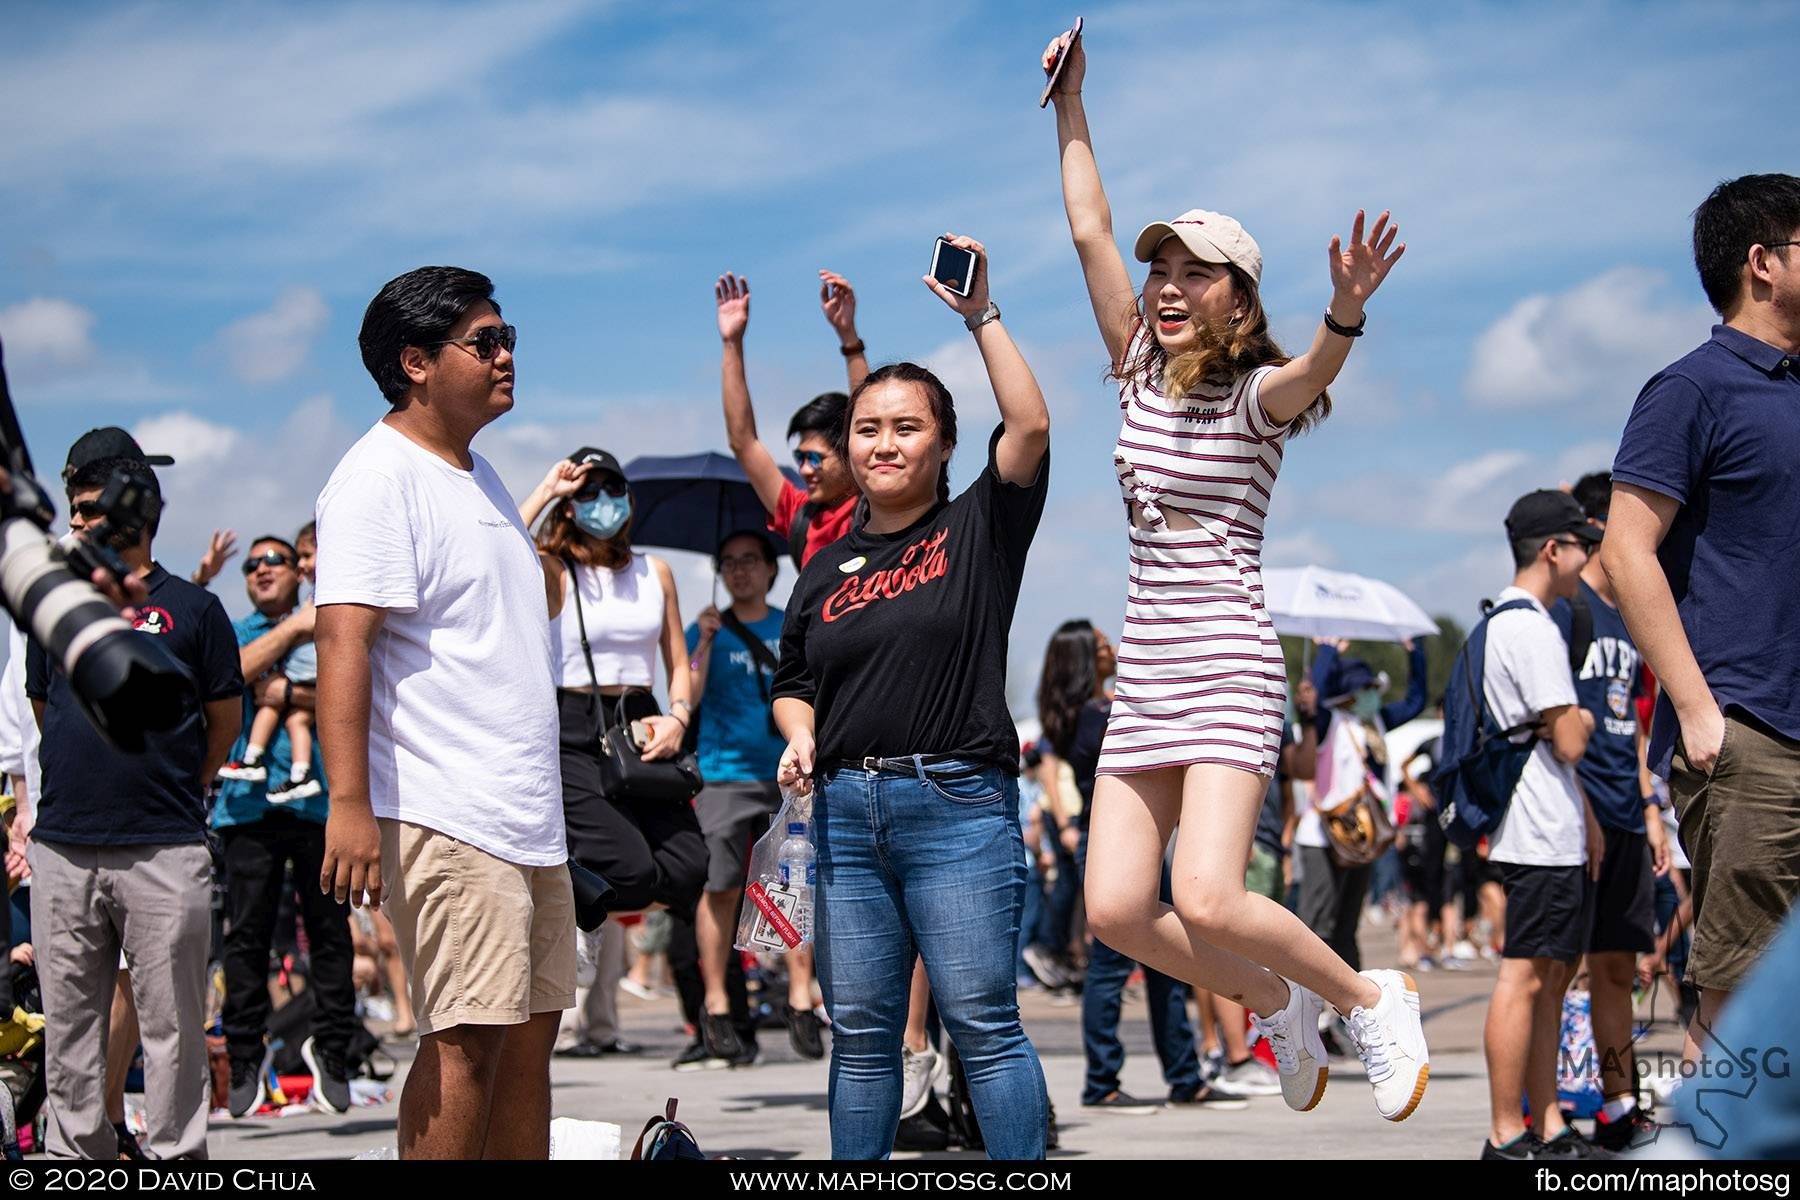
[[716, 274, 751, 343], [1327, 210, 1405, 320], [193, 528, 239, 586], [1040, 26, 1085, 99], [922, 233, 990, 319], [819, 271, 858, 337], [537, 458, 593, 504]]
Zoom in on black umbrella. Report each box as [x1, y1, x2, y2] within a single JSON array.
[[621, 451, 798, 558]]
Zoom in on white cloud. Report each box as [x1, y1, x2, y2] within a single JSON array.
[[213, 287, 329, 386], [1465, 268, 1712, 411], [1264, 531, 1342, 569], [0, 297, 96, 369], [132, 411, 242, 465]]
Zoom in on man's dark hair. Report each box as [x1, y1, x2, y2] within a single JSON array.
[[1510, 535, 1551, 571], [248, 535, 299, 562], [65, 455, 160, 541], [1692, 173, 1800, 316], [359, 266, 499, 405], [787, 392, 848, 442], [1572, 472, 1612, 522]]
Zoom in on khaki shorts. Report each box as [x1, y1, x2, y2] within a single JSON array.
[[1671, 714, 1800, 993], [378, 819, 577, 1036]]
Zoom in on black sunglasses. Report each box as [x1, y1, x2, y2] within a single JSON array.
[[71, 500, 109, 520], [576, 473, 630, 501], [242, 551, 296, 574], [428, 323, 517, 362]]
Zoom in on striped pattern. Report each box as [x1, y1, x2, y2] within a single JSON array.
[[1098, 348, 1289, 779]]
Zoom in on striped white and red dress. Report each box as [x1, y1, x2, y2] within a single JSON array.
[[1097, 341, 1291, 779]]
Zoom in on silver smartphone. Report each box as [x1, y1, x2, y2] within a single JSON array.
[[930, 238, 978, 298]]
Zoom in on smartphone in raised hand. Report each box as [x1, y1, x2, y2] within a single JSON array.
[[1040, 16, 1084, 108], [930, 238, 979, 298]]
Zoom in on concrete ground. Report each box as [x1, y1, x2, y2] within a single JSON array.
[[204, 915, 1687, 1161]]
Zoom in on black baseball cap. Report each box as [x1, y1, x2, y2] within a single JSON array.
[[64, 426, 174, 481], [1505, 489, 1602, 545], [567, 446, 626, 501]]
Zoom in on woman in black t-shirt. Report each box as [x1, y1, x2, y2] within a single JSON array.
[[771, 236, 1052, 1160]]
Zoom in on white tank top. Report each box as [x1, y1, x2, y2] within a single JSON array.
[[555, 554, 664, 689]]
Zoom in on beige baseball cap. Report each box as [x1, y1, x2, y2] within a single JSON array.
[[1133, 209, 1263, 286]]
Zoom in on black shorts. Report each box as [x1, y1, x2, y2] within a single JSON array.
[[1399, 819, 1448, 906], [1588, 826, 1656, 955], [1498, 863, 1594, 963]]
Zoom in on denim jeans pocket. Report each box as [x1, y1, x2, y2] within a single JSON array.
[[922, 763, 1007, 806]]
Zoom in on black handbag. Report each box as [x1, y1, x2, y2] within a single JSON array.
[[565, 558, 705, 804]]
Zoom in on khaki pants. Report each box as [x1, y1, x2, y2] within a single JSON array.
[[28, 839, 212, 1160], [1671, 714, 1800, 992]]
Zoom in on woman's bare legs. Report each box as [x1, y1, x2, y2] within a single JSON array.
[[1085, 764, 1380, 1017]]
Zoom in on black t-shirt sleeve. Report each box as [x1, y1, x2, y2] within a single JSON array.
[[25, 638, 48, 701], [197, 595, 246, 701], [971, 424, 1049, 579], [771, 596, 817, 705]]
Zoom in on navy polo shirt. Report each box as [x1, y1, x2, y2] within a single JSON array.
[[1612, 324, 1800, 775], [211, 607, 330, 830], [26, 563, 244, 845]]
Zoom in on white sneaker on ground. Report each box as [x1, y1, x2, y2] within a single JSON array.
[[1346, 969, 1429, 1122], [900, 1044, 941, 1119], [1210, 1056, 1283, 1098], [1249, 978, 1328, 1112]]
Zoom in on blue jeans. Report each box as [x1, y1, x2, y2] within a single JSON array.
[[1018, 852, 1045, 982], [1035, 840, 1079, 953], [814, 757, 1048, 1160], [1076, 830, 1201, 1103]]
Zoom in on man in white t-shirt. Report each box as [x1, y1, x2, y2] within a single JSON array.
[[1479, 490, 1605, 1162], [314, 266, 573, 1160]]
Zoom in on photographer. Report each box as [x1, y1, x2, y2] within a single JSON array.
[[26, 429, 243, 1160]]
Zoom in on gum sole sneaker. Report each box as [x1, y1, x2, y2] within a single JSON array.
[[1348, 969, 1429, 1122], [1250, 978, 1329, 1112]]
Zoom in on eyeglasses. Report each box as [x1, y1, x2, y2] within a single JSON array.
[[577, 476, 630, 500], [718, 554, 769, 571], [241, 551, 296, 574], [1552, 538, 1590, 553], [793, 450, 826, 470], [1763, 241, 1800, 252], [427, 324, 517, 362], [70, 500, 108, 520]]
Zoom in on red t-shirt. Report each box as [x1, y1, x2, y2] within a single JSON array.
[[768, 481, 858, 566]]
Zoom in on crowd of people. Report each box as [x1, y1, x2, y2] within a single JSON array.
[[2, 21, 1797, 1164]]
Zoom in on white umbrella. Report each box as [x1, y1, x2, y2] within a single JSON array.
[[1262, 565, 1438, 644]]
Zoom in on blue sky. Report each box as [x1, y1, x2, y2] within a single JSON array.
[[1, 0, 1792, 700]]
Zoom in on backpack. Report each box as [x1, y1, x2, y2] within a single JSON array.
[[786, 502, 818, 569], [630, 1097, 707, 1161], [1432, 599, 1542, 850]]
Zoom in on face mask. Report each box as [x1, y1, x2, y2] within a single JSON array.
[[1353, 690, 1384, 721], [573, 494, 630, 540]]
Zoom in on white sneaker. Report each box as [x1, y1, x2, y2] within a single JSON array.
[[1347, 969, 1429, 1122], [1450, 939, 1478, 961], [1249, 979, 1328, 1112], [900, 1044, 941, 1119], [1210, 1056, 1283, 1098]]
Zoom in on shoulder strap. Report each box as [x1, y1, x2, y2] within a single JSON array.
[[562, 558, 601, 692], [788, 503, 816, 568], [1466, 598, 1546, 742], [1565, 589, 1594, 674], [720, 609, 780, 675]]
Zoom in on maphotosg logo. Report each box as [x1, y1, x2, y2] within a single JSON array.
[[1563, 1017, 1790, 1152]]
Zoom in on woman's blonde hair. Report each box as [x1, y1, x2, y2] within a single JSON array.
[[1110, 264, 1331, 435], [534, 497, 633, 571]]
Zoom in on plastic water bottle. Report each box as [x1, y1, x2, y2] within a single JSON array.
[[776, 821, 815, 943]]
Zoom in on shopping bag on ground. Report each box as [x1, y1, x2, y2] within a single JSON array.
[[735, 787, 814, 954]]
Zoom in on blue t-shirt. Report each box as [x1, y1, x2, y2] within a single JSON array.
[[684, 608, 786, 783], [26, 565, 244, 845], [1612, 325, 1800, 775], [1552, 580, 1647, 833], [211, 608, 329, 829]]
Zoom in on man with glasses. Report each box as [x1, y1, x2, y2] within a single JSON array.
[[315, 267, 573, 1159], [673, 529, 825, 1068], [26, 430, 243, 1159], [1478, 490, 1607, 1161], [217, 540, 320, 801], [715, 271, 866, 568], [212, 534, 359, 1118], [1605, 174, 1800, 1093]]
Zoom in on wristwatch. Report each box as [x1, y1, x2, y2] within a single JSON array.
[[964, 301, 1001, 332]]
